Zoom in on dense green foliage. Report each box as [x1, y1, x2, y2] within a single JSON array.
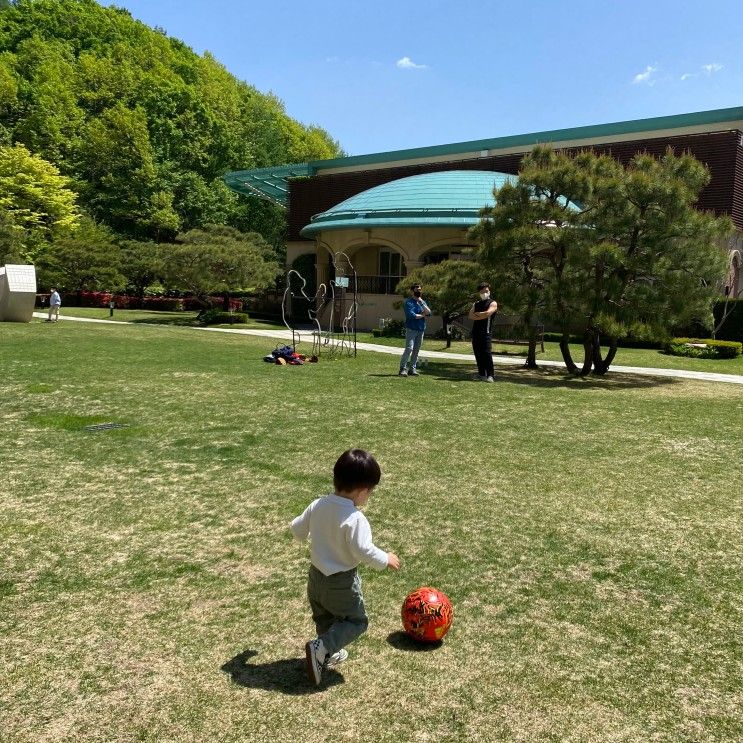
[[198, 309, 248, 325], [473, 146, 732, 374], [0, 141, 79, 263], [0, 0, 341, 250], [35, 214, 123, 291], [396, 260, 488, 347], [666, 337, 742, 359], [159, 224, 280, 307]]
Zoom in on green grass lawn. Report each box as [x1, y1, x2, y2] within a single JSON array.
[[43, 308, 743, 376], [2, 320, 741, 742], [358, 332, 743, 376], [48, 306, 281, 330]]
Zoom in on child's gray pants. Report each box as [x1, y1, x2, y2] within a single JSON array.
[[307, 565, 368, 655]]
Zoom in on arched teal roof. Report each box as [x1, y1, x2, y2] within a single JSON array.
[[300, 170, 516, 237]]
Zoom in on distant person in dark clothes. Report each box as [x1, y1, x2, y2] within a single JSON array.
[[468, 281, 498, 382]]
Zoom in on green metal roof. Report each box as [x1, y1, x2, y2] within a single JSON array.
[[222, 163, 313, 207], [224, 106, 743, 206], [305, 105, 743, 172], [300, 171, 517, 236]]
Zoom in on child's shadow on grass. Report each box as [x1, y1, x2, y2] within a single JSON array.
[[221, 649, 344, 695], [386, 631, 443, 651]]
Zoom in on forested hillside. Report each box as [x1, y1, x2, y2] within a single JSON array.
[[0, 0, 341, 251]]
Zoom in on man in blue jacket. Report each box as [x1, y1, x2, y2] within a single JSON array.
[[399, 283, 431, 376]]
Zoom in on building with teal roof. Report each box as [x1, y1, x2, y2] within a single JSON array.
[[225, 106, 743, 330]]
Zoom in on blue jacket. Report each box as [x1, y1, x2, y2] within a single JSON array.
[[403, 297, 430, 331]]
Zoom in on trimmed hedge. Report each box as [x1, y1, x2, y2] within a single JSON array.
[[714, 298, 743, 342], [199, 309, 248, 325], [371, 319, 405, 338], [664, 338, 742, 359]]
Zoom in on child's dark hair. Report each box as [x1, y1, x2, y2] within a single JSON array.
[[333, 449, 381, 492]]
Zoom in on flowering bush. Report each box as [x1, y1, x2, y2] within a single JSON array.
[[54, 292, 242, 312]]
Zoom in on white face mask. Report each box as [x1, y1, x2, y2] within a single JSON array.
[[479, 291, 490, 300]]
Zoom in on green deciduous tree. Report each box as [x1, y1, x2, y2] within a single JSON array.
[[0, 0, 343, 244], [119, 239, 163, 298], [160, 224, 280, 308], [0, 142, 78, 264], [36, 216, 124, 293]]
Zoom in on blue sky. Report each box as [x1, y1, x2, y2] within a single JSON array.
[[102, 0, 742, 158]]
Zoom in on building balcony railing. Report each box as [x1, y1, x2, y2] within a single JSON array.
[[355, 275, 406, 295]]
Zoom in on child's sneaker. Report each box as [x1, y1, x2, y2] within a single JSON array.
[[305, 638, 327, 685], [325, 648, 348, 669], [409, 369, 420, 376]]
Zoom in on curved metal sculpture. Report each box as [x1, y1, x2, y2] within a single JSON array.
[[281, 253, 357, 358]]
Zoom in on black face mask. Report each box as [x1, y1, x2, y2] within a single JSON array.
[[413, 290, 421, 297]]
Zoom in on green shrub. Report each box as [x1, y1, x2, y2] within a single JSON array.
[[664, 338, 742, 359], [371, 319, 405, 338], [199, 309, 248, 325]]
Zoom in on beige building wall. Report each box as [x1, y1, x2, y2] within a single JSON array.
[[303, 226, 475, 330], [286, 240, 315, 267], [314, 226, 471, 266]]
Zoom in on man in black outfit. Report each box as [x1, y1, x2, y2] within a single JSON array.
[[468, 281, 498, 382]]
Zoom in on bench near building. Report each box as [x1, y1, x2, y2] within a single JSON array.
[[225, 106, 743, 331]]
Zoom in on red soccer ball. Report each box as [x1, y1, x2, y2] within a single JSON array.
[[401, 586, 454, 643]]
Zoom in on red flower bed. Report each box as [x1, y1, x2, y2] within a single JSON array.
[[56, 292, 242, 312]]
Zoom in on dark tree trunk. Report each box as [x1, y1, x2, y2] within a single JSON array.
[[522, 304, 539, 369], [592, 333, 618, 375], [443, 311, 459, 349], [222, 292, 230, 311], [559, 330, 593, 376], [525, 329, 538, 369]]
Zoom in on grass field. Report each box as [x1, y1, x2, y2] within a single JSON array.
[[41, 307, 743, 376], [2, 319, 742, 742]]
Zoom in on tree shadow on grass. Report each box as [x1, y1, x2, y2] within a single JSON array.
[[424, 360, 678, 390], [386, 631, 443, 652], [221, 649, 344, 695]]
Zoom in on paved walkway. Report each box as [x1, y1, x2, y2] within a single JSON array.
[[33, 313, 743, 385]]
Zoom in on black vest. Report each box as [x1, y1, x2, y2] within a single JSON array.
[[471, 298, 494, 337]]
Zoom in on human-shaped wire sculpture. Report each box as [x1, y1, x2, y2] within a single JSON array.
[[281, 252, 357, 358]]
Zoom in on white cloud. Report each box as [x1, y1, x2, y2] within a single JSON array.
[[632, 65, 658, 85], [680, 72, 695, 81], [396, 56, 427, 70], [702, 63, 724, 74]]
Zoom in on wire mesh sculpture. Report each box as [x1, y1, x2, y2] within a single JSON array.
[[281, 252, 357, 358]]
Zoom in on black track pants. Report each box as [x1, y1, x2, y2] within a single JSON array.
[[472, 335, 494, 377]]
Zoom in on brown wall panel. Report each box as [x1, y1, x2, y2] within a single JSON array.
[[733, 142, 743, 229], [288, 130, 742, 240]]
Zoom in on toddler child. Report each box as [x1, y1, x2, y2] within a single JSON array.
[[290, 449, 400, 685]]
